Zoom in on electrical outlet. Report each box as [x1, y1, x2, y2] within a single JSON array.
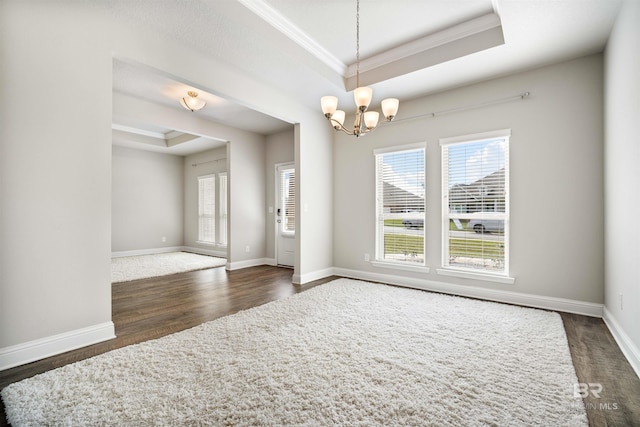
[[620, 293, 623, 311], [162, 236, 166, 242], [245, 245, 250, 253], [364, 253, 370, 262]]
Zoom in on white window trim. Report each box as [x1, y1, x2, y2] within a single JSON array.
[[440, 129, 514, 282], [439, 128, 511, 146], [278, 164, 296, 236], [436, 268, 515, 284], [197, 173, 228, 248], [197, 174, 216, 245], [218, 172, 228, 247], [373, 141, 427, 156], [373, 142, 427, 269], [371, 260, 430, 274]]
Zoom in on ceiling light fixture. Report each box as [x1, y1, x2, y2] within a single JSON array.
[[320, 0, 399, 138], [180, 91, 206, 112]]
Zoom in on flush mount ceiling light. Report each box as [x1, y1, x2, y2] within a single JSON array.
[[320, 0, 398, 138], [180, 90, 206, 112]]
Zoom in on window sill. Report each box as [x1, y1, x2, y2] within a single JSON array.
[[371, 261, 430, 274], [436, 268, 515, 284]]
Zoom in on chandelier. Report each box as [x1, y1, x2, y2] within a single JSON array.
[[320, 0, 399, 137], [180, 91, 206, 112]]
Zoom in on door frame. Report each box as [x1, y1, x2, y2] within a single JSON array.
[[275, 162, 295, 267]]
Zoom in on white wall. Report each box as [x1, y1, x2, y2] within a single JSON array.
[[295, 121, 335, 283], [265, 128, 295, 261], [0, 0, 334, 368], [184, 147, 228, 257], [0, 2, 115, 361], [604, 0, 640, 375], [228, 136, 268, 267], [334, 54, 605, 310], [112, 146, 184, 253]]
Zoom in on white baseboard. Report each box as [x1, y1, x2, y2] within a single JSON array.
[[333, 267, 603, 317], [111, 249, 276, 272], [182, 246, 227, 258], [227, 258, 274, 271], [112, 246, 228, 259], [603, 307, 640, 379], [0, 322, 115, 371], [111, 246, 184, 258], [293, 267, 335, 285]]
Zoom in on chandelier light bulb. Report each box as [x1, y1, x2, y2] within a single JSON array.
[[354, 87, 373, 109], [321, 96, 338, 117], [381, 98, 399, 120], [331, 110, 346, 128], [363, 111, 379, 129]]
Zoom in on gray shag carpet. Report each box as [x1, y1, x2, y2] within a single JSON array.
[[2, 279, 586, 426], [111, 251, 226, 283]]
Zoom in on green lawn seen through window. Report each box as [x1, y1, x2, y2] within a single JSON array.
[[383, 234, 504, 261]]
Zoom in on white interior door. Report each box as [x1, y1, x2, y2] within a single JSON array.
[[276, 163, 295, 267]]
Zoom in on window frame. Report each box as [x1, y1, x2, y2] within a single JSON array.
[[438, 129, 514, 284], [218, 172, 228, 246], [197, 172, 228, 248], [278, 166, 296, 236], [197, 174, 216, 245], [373, 142, 429, 271]]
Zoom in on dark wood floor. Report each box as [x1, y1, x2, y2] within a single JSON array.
[[561, 312, 640, 426], [1, 265, 638, 426]]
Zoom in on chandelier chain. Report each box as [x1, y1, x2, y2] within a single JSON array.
[[356, 0, 360, 88]]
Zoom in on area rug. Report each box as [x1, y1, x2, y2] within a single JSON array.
[[1, 279, 586, 426], [111, 251, 227, 283]]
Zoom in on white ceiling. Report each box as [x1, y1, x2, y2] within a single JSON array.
[[109, 0, 623, 155]]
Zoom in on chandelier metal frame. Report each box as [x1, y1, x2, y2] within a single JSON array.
[[321, 0, 399, 138]]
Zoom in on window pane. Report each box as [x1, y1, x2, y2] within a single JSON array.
[[447, 139, 506, 214], [198, 175, 216, 244], [442, 135, 509, 274], [218, 173, 227, 246], [447, 218, 505, 271], [375, 147, 425, 265], [280, 168, 295, 233]]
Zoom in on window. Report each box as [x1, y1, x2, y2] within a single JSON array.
[[374, 144, 426, 266], [279, 167, 295, 233], [440, 129, 510, 277], [198, 172, 228, 246], [198, 174, 216, 244]]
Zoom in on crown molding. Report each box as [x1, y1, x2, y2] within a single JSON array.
[[112, 123, 166, 140], [345, 13, 502, 79], [238, 0, 347, 76], [237, 2, 503, 92]]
